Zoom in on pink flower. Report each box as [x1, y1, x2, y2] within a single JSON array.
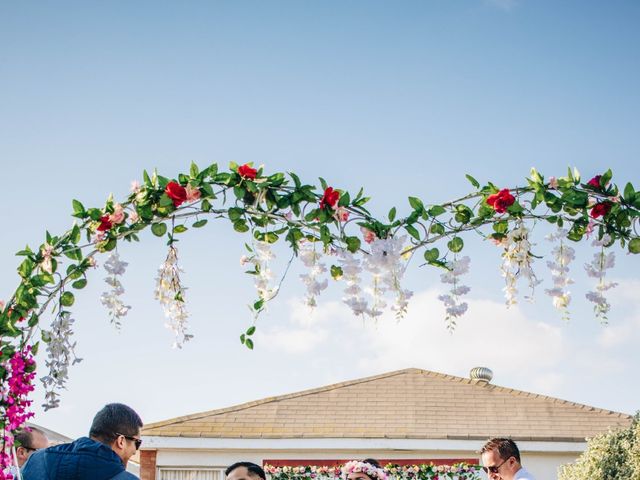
[[93, 231, 106, 243], [129, 211, 140, 223], [548, 176, 558, 189], [109, 203, 125, 225], [334, 206, 349, 222], [185, 184, 201, 202], [40, 243, 54, 274], [130, 180, 141, 193], [361, 227, 376, 244]]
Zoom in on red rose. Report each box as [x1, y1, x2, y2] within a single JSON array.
[[587, 175, 602, 189], [165, 181, 187, 207], [97, 215, 113, 231], [238, 164, 257, 180], [590, 201, 612, 219], [319, 187, 340, 210], [486, 188, 515, 214]]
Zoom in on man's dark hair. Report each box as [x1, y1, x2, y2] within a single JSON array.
[[89, 403, 143, 445], [362, 459, 382, 469], [480, 437, 521, 463], [14, 427, 45, 449], [225, 462, 266, 480]]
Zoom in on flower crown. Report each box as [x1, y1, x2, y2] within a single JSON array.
[[341, 461, 388, 480]]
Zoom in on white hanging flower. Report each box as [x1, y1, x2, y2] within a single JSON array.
[[363, 235, 413, 318], [584, 235, 618, 324], [40, 311, 82, 411], [252, 241, 278, 301], [500, 220, 541, 306], [545, 228, 575, 320], [154, 246, 193, 348], [438, 255, 471, 332], [100, 252, 131, 329], [338, 248, 369, 316], [298, 241, 328, 308]]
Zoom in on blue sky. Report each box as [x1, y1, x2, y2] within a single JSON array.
[[1, 0, 638, 438]]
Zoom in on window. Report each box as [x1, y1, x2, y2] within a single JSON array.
[[158, 467, 226, 480]]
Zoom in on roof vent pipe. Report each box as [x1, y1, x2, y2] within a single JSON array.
[[470, 367, 493, 384]]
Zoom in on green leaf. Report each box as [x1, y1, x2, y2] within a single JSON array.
[[192, 219, 208, 228], [623, 182, 635, 203], [245, 338, 254, 350], [253, 299, 264, 311], [388, 207, 397, 222], [72, 279, 87, 289], [423, 247, 440, 262], [408, 196, 424, 211], [151, 223, 167, 237], [190, 161, 199, 178], [64, 247, 83, 261], [246, 326, 256, 336], [629, 238, 640, 254], [233, 220, 249, 233], [201, 198, 212, 212], [465, 174, 480, 189], [60, 291, 75, 307], [72, 199, 86, 218], [447, 236, 464, 253], [240, 334, 245, 344], [428, 205, 446, 217], [338, 191, 350, 207], [404, 224, 421, 241], [346, 236, 361, 253], [173, 225, 188, 234], [330, 265, 343, 279], [601, 168, 613, 188], [228, 207, 244, 221], [430, 223, 445, 235]]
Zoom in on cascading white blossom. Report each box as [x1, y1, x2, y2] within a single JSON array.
[[40, 311, 82, 410], [338, 248, 369, 316], [363, 235, 413, 319], [584, 234, 618, 324], [500, 221, 541, 306], [298, 241, 328, 307], [438, 255, 471, 332], [545, 228, 575, 319], [154, 246, 193, 348], [251, 241, 278, 301], [100, 252, 131, 328]]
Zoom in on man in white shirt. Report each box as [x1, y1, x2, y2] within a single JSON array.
[[480, 438, 536, 480]]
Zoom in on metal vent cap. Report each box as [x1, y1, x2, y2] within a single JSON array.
[[470, 367, 493, 384]]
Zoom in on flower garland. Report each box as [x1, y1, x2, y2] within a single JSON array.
[[1, 163, 639, 462], [263, 463, 481, 480]]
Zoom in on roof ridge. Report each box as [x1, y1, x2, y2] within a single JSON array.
[[143, 368, 425, 430]]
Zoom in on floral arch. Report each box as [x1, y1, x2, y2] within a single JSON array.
[[1, 162, 639, 477]]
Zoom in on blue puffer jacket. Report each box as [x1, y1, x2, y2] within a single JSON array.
[[22, 436, 138, 480]]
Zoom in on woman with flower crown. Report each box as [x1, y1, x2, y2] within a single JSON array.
[[341, 459, 387, 480]]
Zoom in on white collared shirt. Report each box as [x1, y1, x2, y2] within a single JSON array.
[[514, 466, 536, 480]]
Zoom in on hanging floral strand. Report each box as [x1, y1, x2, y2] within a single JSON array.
[[154, 246, 193, 348]]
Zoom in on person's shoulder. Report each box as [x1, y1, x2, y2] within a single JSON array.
[[514, 467, 536, 480], [110, 470, 139, 480]]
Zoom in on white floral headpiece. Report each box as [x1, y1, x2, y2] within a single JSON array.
[[341, 461, 387, 480]]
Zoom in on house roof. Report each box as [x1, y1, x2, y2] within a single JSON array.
[[142, 368, 632, 442]]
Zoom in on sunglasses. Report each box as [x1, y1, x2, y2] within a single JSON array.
[[482, 457, 509, 474], [115, 432, 142, 450]]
